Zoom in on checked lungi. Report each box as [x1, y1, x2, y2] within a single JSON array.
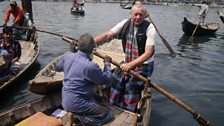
[[109, 61, 154, 112], [75, 103, 114, 126]]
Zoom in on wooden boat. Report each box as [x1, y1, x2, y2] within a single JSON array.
[[0, 87, 151, 126], [0, 28, 39, 94], [217, 11, 224, 23], [181, 17, 220, 36], [0, 92, 62, 126], [26, 39, 152, 126], [70, 9, 85, 16], [120, 2, 132, 9], [70, 7, 85, 16]]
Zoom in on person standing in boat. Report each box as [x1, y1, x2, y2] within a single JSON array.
[[194, 1, 209, 25], [3, 0, 25, 39], [94, 2, 156, 112], [71, 0, 79, 11], [56, 33, 114, 126]]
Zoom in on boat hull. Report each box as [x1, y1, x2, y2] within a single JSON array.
[[70, 8, 85, 16], [217, 11, 224, 24], [182, 17, 219, 36], [0, 28, 40, 94]]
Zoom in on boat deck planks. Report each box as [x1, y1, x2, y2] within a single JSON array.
[[19, 41, 36, 64], [0, 92, 61, 125], [105, 106, 137, 126]]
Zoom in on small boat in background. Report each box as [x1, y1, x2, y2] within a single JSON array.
[[70, 7, 85, 16], [120, 3, 132, 9], [120, 0, 134, 9], [217, 11, 224, 24], [70, 0, 85, 16], [181, 17, 220, 36]]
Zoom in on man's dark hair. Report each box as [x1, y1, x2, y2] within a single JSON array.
[[78, 33, 95, 54], [10, 1, 17, 8], [201, 1, 207, 4]]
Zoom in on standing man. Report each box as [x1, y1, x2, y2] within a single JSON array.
[[3, 0, 25, 39], [195, 1, 209, 25], [94, 2, 156, 112], [56, 33, 114, 126]]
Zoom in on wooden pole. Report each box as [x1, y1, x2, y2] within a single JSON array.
[[148, 16, 176, 57], [189, 23, 199, 41], [21, 0, 33, 22]]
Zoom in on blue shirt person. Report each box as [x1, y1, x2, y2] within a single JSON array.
[[56, 33, 114, 126]]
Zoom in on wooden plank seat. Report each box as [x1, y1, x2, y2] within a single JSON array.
[[60, 104, 138, 126]]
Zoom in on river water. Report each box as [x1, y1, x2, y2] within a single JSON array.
[[0, 1, 224, 126]]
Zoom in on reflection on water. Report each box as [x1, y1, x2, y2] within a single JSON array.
[[178, 34, 211, 45]]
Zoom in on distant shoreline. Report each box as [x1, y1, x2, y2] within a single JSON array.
[[38, 0, 224, 8]]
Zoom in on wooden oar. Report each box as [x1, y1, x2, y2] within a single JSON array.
[[189, 23, 200, 41], [62, 36, 212, 126], [0, 25, 75, 41], [147, 16, 176, 57]]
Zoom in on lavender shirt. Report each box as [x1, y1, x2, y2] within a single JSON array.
[[56, 51, 112, 113]]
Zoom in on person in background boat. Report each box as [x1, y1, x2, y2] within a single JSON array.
[[0, 33, 10, 77], [71, 0, 85, 12], [0, 26, 21, 75], [71, 0, 79, 11], [3, 0, 25, 40], [0, 53, 10, 77], [56, 33, 114, 126], [22, 12, 33, 40], [194, 1, 209, 25], [94, 2, 156, 112]]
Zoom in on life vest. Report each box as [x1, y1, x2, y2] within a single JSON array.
[[118, 19, 150, 56]]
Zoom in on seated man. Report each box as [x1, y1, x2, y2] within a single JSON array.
[[0, 26, 21, 75], [56, 33, 114, 126]]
